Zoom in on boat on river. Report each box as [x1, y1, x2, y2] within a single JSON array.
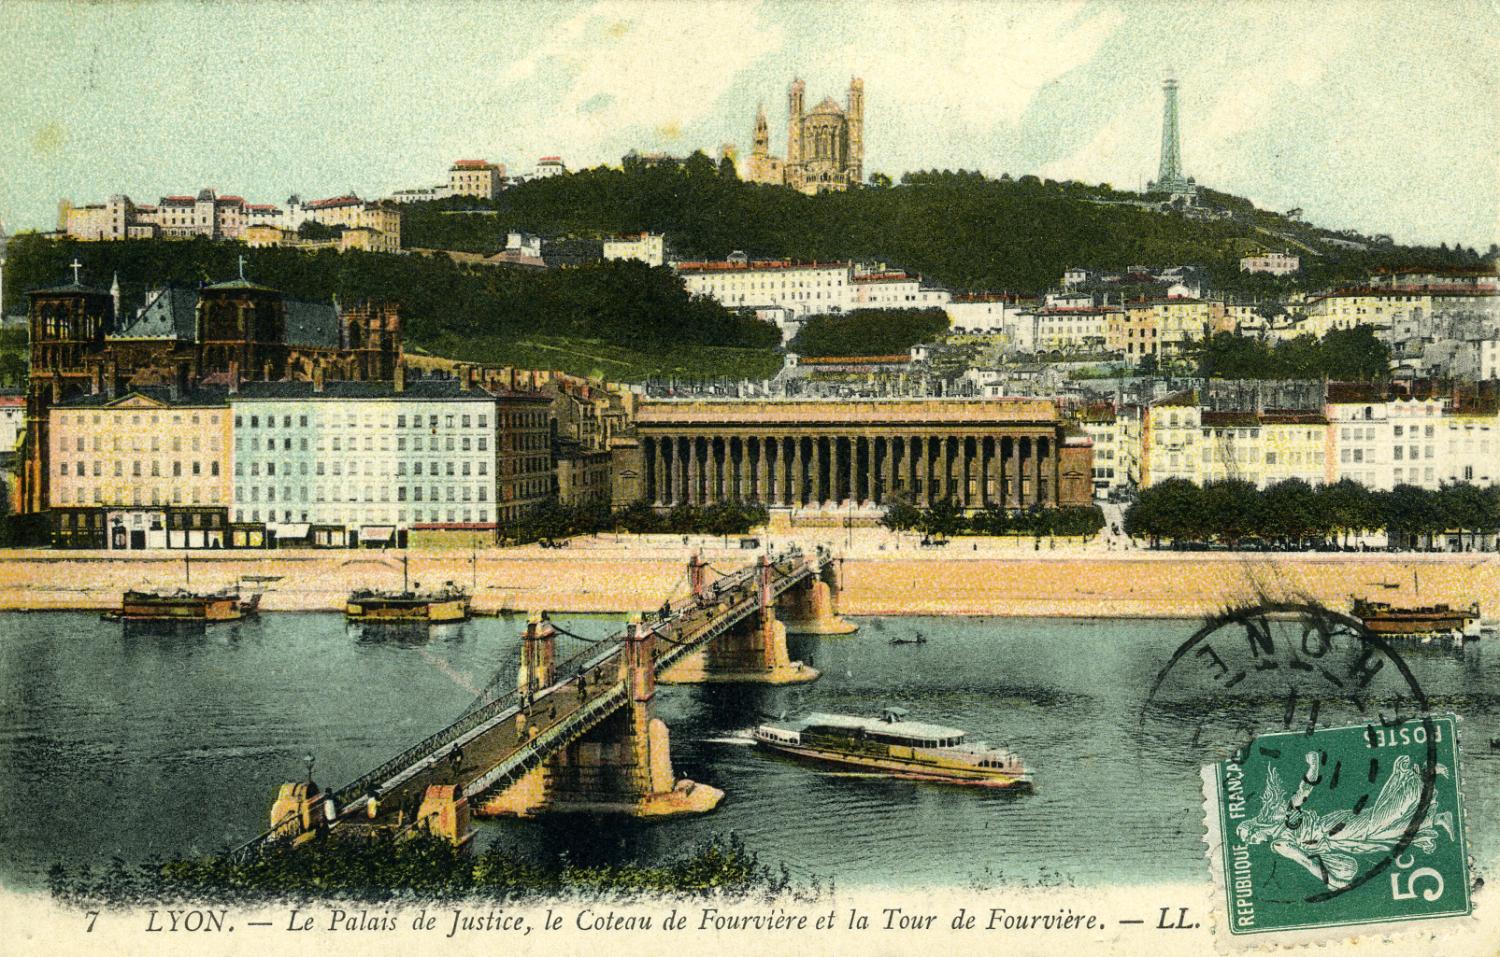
[[104, 587, 259, 623], [753, 707, 1032, 789], [1351, 598, 1481, 641], [345, 552, 472, 623]]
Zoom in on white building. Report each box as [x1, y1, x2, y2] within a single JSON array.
[[674, 258, 946, 319], [534, 156, 567, 178], [229, 379, 498, 546], [944, 294, 1024, 333], [1077, 405, 1139, 496], [1240, 251, 1300, 276], [603, 232, 666, 268]]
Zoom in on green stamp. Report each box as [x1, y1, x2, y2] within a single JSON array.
[[1205, 714, 1471, 937]]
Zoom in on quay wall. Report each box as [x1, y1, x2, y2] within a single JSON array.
[[0, 546, 1494, 620]]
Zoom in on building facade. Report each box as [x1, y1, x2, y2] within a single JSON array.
[[629, 397, 1092, 512], [448, 160, 505, 200], [745, 78, 864, 194], [603, 233, 667, 268], [674, 259, 946, 318], [1240, 251, 1300, 275], [48, 387, 231, 548]]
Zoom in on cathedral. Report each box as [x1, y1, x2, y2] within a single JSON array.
[[745, 78, 864, 194]]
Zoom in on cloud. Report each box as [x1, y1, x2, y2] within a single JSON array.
[[500, 0, 784, 160]]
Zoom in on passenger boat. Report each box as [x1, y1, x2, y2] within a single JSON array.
[[753, 707, 1032, 788], [104, 588, 260, 623], [1351, 599, 1482, 641]]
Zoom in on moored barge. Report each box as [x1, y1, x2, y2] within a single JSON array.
[[1351, 599, 1481, 641]]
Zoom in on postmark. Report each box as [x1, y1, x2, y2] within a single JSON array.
[[1205, 716, 1471, 939]]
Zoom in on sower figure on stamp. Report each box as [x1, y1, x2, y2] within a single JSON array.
[[1237, 752, 1455, 891]]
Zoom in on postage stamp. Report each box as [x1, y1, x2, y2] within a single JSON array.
[[1202, 715, 1472, 943]]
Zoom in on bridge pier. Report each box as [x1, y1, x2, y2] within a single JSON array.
[[778, 552, 857, 635], [478, 620, 722, 818], [660, 554, 821, 684]]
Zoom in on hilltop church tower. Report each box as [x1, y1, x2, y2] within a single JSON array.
[[745, 77, 865, 194]]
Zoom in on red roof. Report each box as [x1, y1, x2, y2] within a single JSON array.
[[217, 195, 245, 205], [852, 271, 917, 283], [451, 159, 494, 169], [308, 195, 363, 209], [538, 156, 563, 163], [0, 395, 25, 407], [160, 196, 195, 204], [246, 203, 279, 212], [803, 354, 909, 365], [676, 260, 846, 274]]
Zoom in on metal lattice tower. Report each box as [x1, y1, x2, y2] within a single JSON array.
[[1156, 77, 1184, 187]]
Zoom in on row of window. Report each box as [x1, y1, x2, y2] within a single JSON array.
[[236, 459, 488, 477], [235, 508, 490, 525], [59, 460, 220, 477], [59, 435, 222, 452], [236, 485, 488, 503], [235, 412, 489, 430], [236, 434, 489, 452]]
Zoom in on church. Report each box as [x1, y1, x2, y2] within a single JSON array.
[[745, 78, 864, 194]]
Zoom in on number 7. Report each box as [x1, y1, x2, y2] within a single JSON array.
[[85, 911, 98, 933]]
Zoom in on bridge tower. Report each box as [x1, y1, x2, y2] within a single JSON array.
[[661, 553, 822, 684], [776, 550, 857, 635], [478, 617, 723, 817]]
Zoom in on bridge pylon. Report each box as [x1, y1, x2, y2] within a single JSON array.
[[778, 550, 857, 635], [661, 553, 821, 684], [478, 619, 723, 818]]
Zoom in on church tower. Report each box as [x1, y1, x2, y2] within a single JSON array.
[[786, 79, 806, 169], [846, 77, 865, 187], [752, 103, 770, 157]]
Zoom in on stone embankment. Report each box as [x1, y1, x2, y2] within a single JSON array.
[[0, 535, 1494, 620]]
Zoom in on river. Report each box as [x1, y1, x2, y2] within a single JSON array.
[[0, 612, 1494, 890]]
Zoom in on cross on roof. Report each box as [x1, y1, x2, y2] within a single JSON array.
[[70, 259, 82, 284]]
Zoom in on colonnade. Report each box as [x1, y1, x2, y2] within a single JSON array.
[[640, 433, 1058, 510]]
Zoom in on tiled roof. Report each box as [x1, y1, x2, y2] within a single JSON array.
[[59, 385, 231, 408], [285, 300, 339, 349], [307, 195, 363, 209], [112, 285, 197, 340], [233, 379, 503, 401], [675, 260, 847, 274]]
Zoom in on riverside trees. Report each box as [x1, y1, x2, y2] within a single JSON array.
[[1123, 479, 1500, 550]]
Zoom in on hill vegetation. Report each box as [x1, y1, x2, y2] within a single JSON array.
[[788, 308, 949, 357], [405, 157, 1487, 294], [4, 233, 780, 381]]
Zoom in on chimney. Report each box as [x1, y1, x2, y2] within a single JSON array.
[[458, 364, 471, 391], [394, 362, 406, 393], [313, 362, 325, 394], [228, 359, 240, 395]]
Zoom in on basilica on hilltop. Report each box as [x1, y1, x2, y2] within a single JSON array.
[[745, 78, 864, 194]]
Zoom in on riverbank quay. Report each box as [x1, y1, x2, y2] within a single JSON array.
[[0, 532, 1494, 620]]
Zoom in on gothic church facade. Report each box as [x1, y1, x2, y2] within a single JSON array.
[[745, 78, 864, 194]]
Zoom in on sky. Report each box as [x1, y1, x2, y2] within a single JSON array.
[[1, 0, 1496, 249]]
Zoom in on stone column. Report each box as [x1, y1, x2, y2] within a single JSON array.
[[668, 437, 682, 506], [958, 437, 971, 508], [1008, 436, 1022, 508], [848, 438, 859, 506], [792, 437, 804, 507], [753, 438, 766, 504], [979, 437, 991, 508], [1032, 435, 1043, 508], [811, 437, 824, 507], [687, 437, 700, 505]]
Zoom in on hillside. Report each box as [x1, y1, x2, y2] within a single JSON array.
[[405, 158, 1488, 294], [3, 233, 781, 381]]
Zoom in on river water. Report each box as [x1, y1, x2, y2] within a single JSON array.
[[0, 612, 1494, 890]]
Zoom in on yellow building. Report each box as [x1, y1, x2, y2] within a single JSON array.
[[48, 386, 232, 548], [1125, 299, 1224, 361], [1302, 290, 1432, 339], [1144, 391, 1327, 489]]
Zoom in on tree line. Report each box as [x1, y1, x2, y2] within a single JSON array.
[[1197, 327, 1391, 381], [788, 308, 949, 357], [880, 497, 1106, 539], [1124, 478, 1500, 549], [505, 499, 769, 543], [404, 158, 1482, 295], [4, 233, 779, 371]]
